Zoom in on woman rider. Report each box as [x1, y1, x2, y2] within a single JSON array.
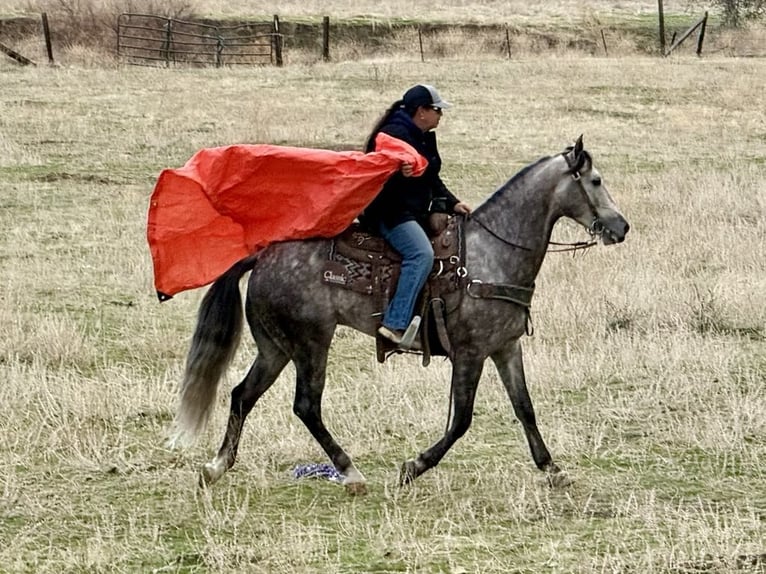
[[360, 84, 472, 347]]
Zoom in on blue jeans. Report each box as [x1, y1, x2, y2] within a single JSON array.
[[379, 220, 434, 331]]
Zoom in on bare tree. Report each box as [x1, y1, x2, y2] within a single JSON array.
[[690, 0, 766, 26]]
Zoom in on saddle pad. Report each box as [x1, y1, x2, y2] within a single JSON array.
[[322, 252, 399, 295]]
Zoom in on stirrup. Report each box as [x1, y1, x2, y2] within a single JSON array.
[[399, 315, 421, 349]]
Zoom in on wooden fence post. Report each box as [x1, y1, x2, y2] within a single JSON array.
[[322, 16, 330, 61], [272, 14, 283, 66], [0, 42, 35, 65], [215, 34, 223, 67], [657, 0, 666, 54], [696, 11, 708, 56], [160, 19, 172, 67], [41, 12, 54, 64]]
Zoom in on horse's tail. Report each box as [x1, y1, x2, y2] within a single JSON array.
[[169, 254, 259, 447]]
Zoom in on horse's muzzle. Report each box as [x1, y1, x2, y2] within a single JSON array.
[[598, 214, 630, 245]]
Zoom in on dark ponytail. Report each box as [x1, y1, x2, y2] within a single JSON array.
[[363, 98, 407, 152]]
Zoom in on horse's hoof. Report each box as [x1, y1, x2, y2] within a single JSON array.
[[399, 460, 418, 486], [344, 481, 368, 496], [199, 462, 223, 488], [547, 469, 574, 488]]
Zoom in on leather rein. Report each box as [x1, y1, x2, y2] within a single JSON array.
[[471, 215, 597, 254]]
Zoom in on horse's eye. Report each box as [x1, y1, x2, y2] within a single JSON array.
[[592, 177, 602, 187]]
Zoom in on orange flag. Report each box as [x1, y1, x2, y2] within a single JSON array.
[[147, 133, 427, 300]]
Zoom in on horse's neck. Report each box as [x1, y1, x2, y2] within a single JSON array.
[[465, 163, 559, 285]]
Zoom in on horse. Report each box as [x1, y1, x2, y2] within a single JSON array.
[[170, 135, 630, 493]]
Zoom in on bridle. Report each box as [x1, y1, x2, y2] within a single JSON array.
[[471, 149, 604, 254], [552, 148, 603, 252]]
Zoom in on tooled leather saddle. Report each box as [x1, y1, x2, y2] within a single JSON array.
[[321, 213, 465, 365]]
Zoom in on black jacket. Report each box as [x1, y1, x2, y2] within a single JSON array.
[[360, 109, 459, 230]]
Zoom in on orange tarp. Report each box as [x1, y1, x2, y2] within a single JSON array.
[[147, 133, 427, 299]]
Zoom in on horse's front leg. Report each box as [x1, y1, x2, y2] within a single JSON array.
[[491, 340, 572, 487], [400, 353, 484, 484]]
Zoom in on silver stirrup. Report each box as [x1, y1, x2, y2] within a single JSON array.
[[399, 315, 422, 349]]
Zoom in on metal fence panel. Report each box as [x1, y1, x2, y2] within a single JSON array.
[[117, 13, 279, 67]]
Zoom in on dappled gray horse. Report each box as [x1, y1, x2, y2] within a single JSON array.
[[171, 136, 629, 493]]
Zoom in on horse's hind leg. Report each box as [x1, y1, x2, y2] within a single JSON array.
[[292, 342, 367, 495], [491, 341, 572, 487], [200, 336, 289, 487]]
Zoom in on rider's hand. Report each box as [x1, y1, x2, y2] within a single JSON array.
[[401, 163, 415, 177], [454, 202, 472, 215]]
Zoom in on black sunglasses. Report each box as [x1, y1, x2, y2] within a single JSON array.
[[430, 106, 443, 114]]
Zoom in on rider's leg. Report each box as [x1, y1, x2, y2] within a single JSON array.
[[379, 220, 433, 333]]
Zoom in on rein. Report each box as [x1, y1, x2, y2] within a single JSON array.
[[471, 214, 532, 251], [470, 212, 598, 255], [547, 237, 598, 253]]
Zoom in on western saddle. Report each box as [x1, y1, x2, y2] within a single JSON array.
[[321, 214, 466, 365]]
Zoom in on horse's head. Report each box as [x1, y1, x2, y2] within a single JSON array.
[[555, 135, 629, 245]]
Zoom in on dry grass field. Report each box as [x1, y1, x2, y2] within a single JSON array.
[[1, 2, 766, 572]]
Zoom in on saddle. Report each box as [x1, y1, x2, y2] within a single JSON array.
[[321, 213, 465, 365]]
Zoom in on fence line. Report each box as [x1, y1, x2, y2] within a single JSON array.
[[2, 11, 753, 68]]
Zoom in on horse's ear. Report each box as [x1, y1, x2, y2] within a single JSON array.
[[574, 134, 584, 157], [570, 134, 586, 171]]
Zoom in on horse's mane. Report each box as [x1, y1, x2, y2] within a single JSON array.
[[473, 155, 552, 215]]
